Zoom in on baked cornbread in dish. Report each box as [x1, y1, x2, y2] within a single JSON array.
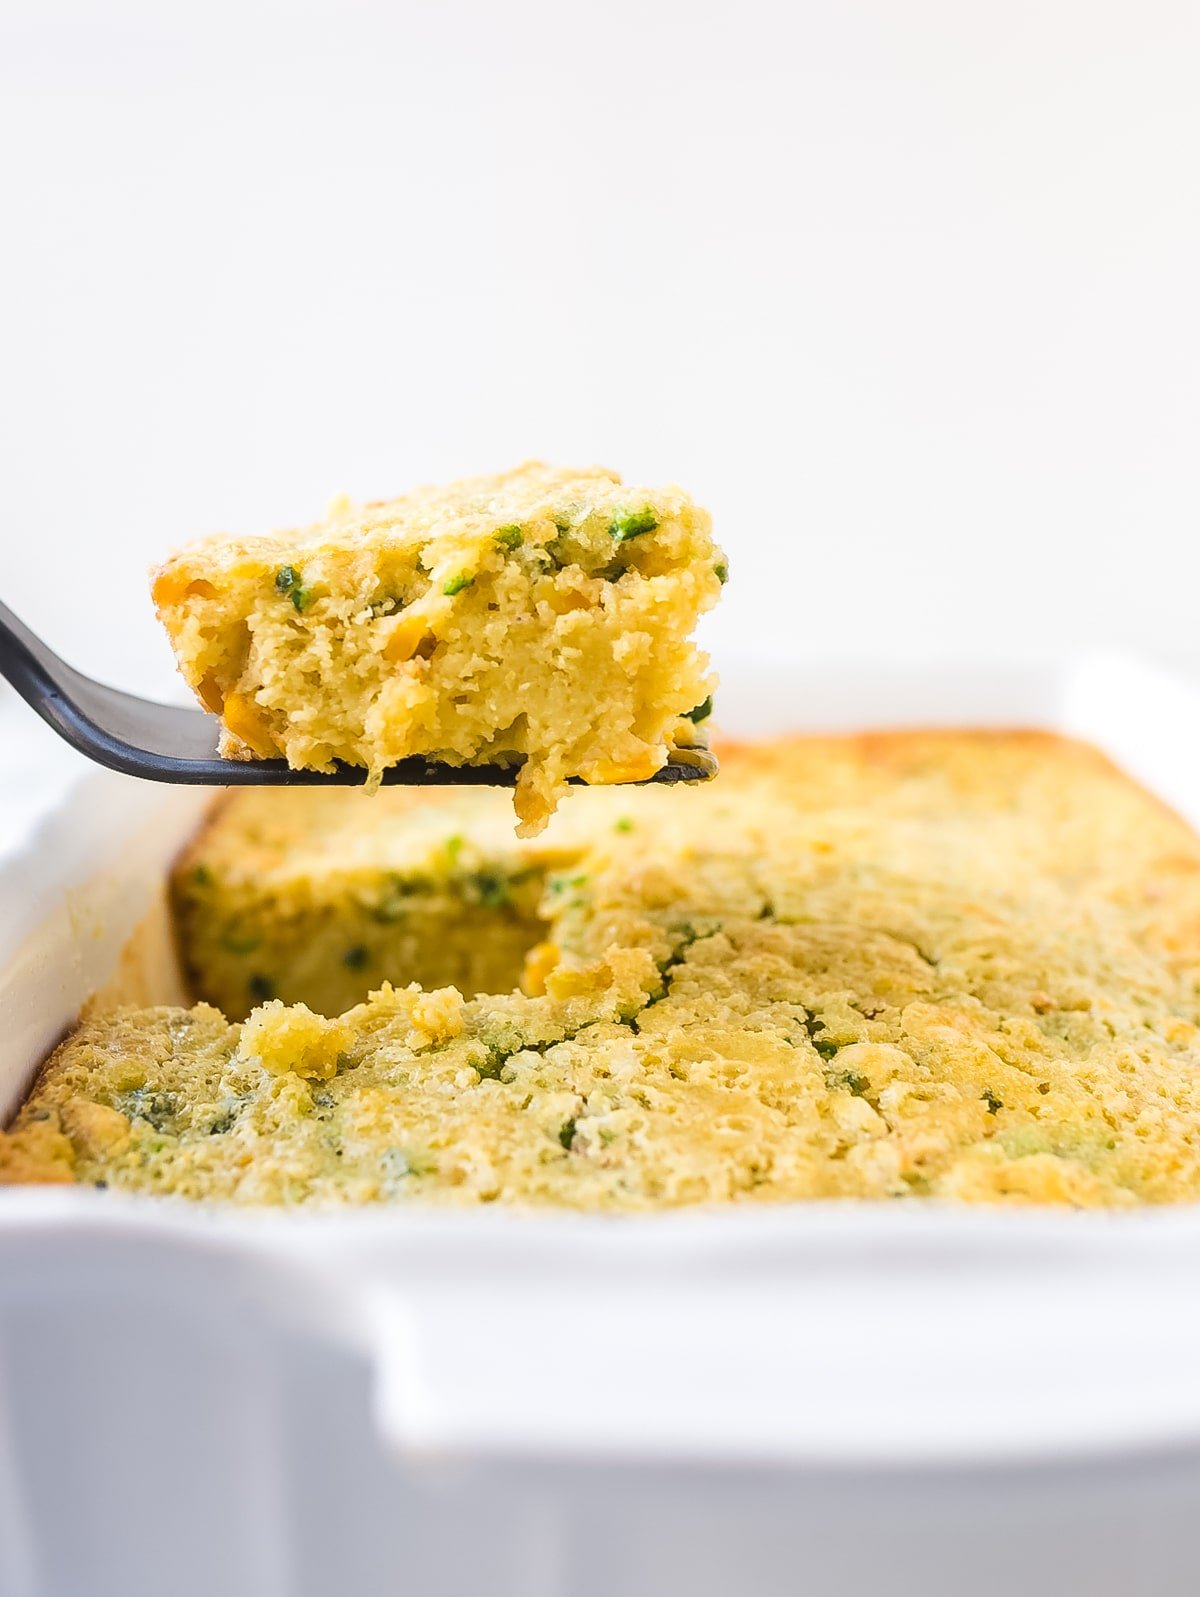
[[8, 730, 1200, 1208], [151, 462, 725, 834]]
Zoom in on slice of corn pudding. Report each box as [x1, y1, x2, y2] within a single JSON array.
[[152, 462, 725, 834], [10, 732, 1200, 1209]]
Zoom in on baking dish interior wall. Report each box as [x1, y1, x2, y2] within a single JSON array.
[[0, 783, 207, 1120]]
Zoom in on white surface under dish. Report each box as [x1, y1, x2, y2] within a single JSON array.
[[3, 655, 1200, 1597]]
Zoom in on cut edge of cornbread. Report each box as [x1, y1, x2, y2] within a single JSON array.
[[168, 779, 660, 1021], [152, 462, 727, 834]]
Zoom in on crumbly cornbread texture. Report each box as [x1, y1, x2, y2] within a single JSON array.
[[152, 462, 724, 834], [8, 731, 1200, 1208]]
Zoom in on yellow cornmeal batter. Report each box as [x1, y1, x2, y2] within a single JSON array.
[[152, 461, 724, 834], [7, 731, 1200, 1209]]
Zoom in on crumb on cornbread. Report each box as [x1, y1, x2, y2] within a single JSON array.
[[9, 731, 1200, 1209], [151, 462, 725, 834]]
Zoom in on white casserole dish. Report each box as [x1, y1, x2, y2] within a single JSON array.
[[4, 655, 1200, 1597]]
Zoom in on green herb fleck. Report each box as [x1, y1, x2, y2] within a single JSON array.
[[191, 863, 214, 888], [473, 1045, 511, 1082], [379, 1148, 417, 1181], [373, 876, 417, 922], [494, 523, 523, 551], [669, 921, 700, 953], [444, 834, 465, 863], [221, 929, 261, 956], [609, 508, 659, 543], [684, 696, 713, 723], [614, 817, 634, 833], [983, 1088, 1004, 1115], [120, 1088, 178, 1134], [248, 974, 276, 1003], [274, 565, 313, 612], [393, 1149, 437, 1178], [208, 1108, 238, 1136], [549, 872, 589, 895], [443, 572, 474, 596], [465, 869, 511, 910], [802, 1010, 842, 1060], [714, 561, 729, 584], [558, 1116, 578, 1151], [343, 945, 369, 971]]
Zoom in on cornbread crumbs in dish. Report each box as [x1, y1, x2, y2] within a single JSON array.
[[151, 461, 725, 834], [10, 731, 1200, 1208]]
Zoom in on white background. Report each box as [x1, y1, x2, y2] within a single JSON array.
[[1, 0, 1198, 707]]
